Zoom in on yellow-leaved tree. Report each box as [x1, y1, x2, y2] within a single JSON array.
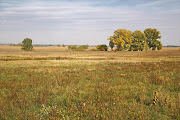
[[108, 29, 133, 51], [130, 30, 146, 51]]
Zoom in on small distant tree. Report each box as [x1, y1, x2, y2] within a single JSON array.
[[62, 44, 65, 47], [21, 38, 33, 51]]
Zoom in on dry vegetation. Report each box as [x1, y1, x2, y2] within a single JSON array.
[[0, 46, 179, 119]]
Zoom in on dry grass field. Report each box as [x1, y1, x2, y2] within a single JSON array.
[[0, 46, 179, 119]]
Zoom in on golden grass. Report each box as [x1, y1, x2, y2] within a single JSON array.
[[0, 46, 179, 62]]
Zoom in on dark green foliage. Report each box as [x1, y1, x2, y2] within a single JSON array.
[[96, 44, 108, 51], [62, 44, 65, 47], [21, 38, 33, 51], [109, 41, 115, 51]]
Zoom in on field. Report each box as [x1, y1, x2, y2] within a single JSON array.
[[0, 46, 179, 119]]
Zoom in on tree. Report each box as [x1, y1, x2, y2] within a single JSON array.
[[21, 38, 33, 51], [130, 30, 146, 51], [108, 39, 115, 51], [108, 29, 133, 51], [144, 28, 162, 50]]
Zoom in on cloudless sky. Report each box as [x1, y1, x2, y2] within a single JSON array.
[[0, 0, 180, 45]]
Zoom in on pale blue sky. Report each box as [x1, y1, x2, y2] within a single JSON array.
[[0, 0, 180, 45]]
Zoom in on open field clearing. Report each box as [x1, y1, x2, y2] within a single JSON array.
[[0, 46, 180, 119], [0, 46, 180, 62]]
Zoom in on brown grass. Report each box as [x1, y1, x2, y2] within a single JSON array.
[[0, 46, 179, 62]]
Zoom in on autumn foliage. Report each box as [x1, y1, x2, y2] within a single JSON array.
[[108, 28, 162, 51]]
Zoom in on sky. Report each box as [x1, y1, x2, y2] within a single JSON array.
[[0, 0, 180, 45]]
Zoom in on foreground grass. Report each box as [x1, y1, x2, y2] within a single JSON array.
[[0, 60, 179, 119], [0, 46, 179, 119]]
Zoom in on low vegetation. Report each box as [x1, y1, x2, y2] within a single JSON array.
[[68, 45, 89, 51], [0, 46, 179, 119], [96, 44, 108, 51]]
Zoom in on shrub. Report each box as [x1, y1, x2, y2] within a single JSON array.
[[96, 44, 108, 51], [68, 45, 89, 50], [68, 45, 77, 50], [78, 45, 89, 49]]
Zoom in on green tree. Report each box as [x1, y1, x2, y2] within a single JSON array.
[[108, 29, 133, 51], [144, 28, 162, 50], [21, 38, 33, 51], [130, 30, 146, 51], [108, 37, 115, 51]]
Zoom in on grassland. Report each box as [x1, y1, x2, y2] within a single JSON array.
[[0, 46, 179, 119]]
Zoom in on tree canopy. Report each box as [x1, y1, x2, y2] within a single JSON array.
[[108, 28, 162, 51], [144, 28, 162, 50], [110, 29, 133, 51], [21, 38, 33, 51], [130, 30, 146, 51]]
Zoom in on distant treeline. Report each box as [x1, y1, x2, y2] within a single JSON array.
[[0, 43, 179, 47]]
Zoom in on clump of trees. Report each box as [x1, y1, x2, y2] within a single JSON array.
[[108, 28, 162, 51], [21, 38, 33, 51], [96, 44, 108, 51]]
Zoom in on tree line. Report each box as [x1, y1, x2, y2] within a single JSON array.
[[20, 28, 162, 51], [108, 28, 162, 51]]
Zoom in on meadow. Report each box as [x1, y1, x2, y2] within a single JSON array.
[[0, 46, 179, 119]]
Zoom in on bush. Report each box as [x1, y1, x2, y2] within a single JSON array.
[[78, 45, 89, 49], [68, 45, 89, 50], [68, 45, 77, 50], [96, 44, 108, 51]]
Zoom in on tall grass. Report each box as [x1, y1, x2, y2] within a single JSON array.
[[0, 59, 179, 119]]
